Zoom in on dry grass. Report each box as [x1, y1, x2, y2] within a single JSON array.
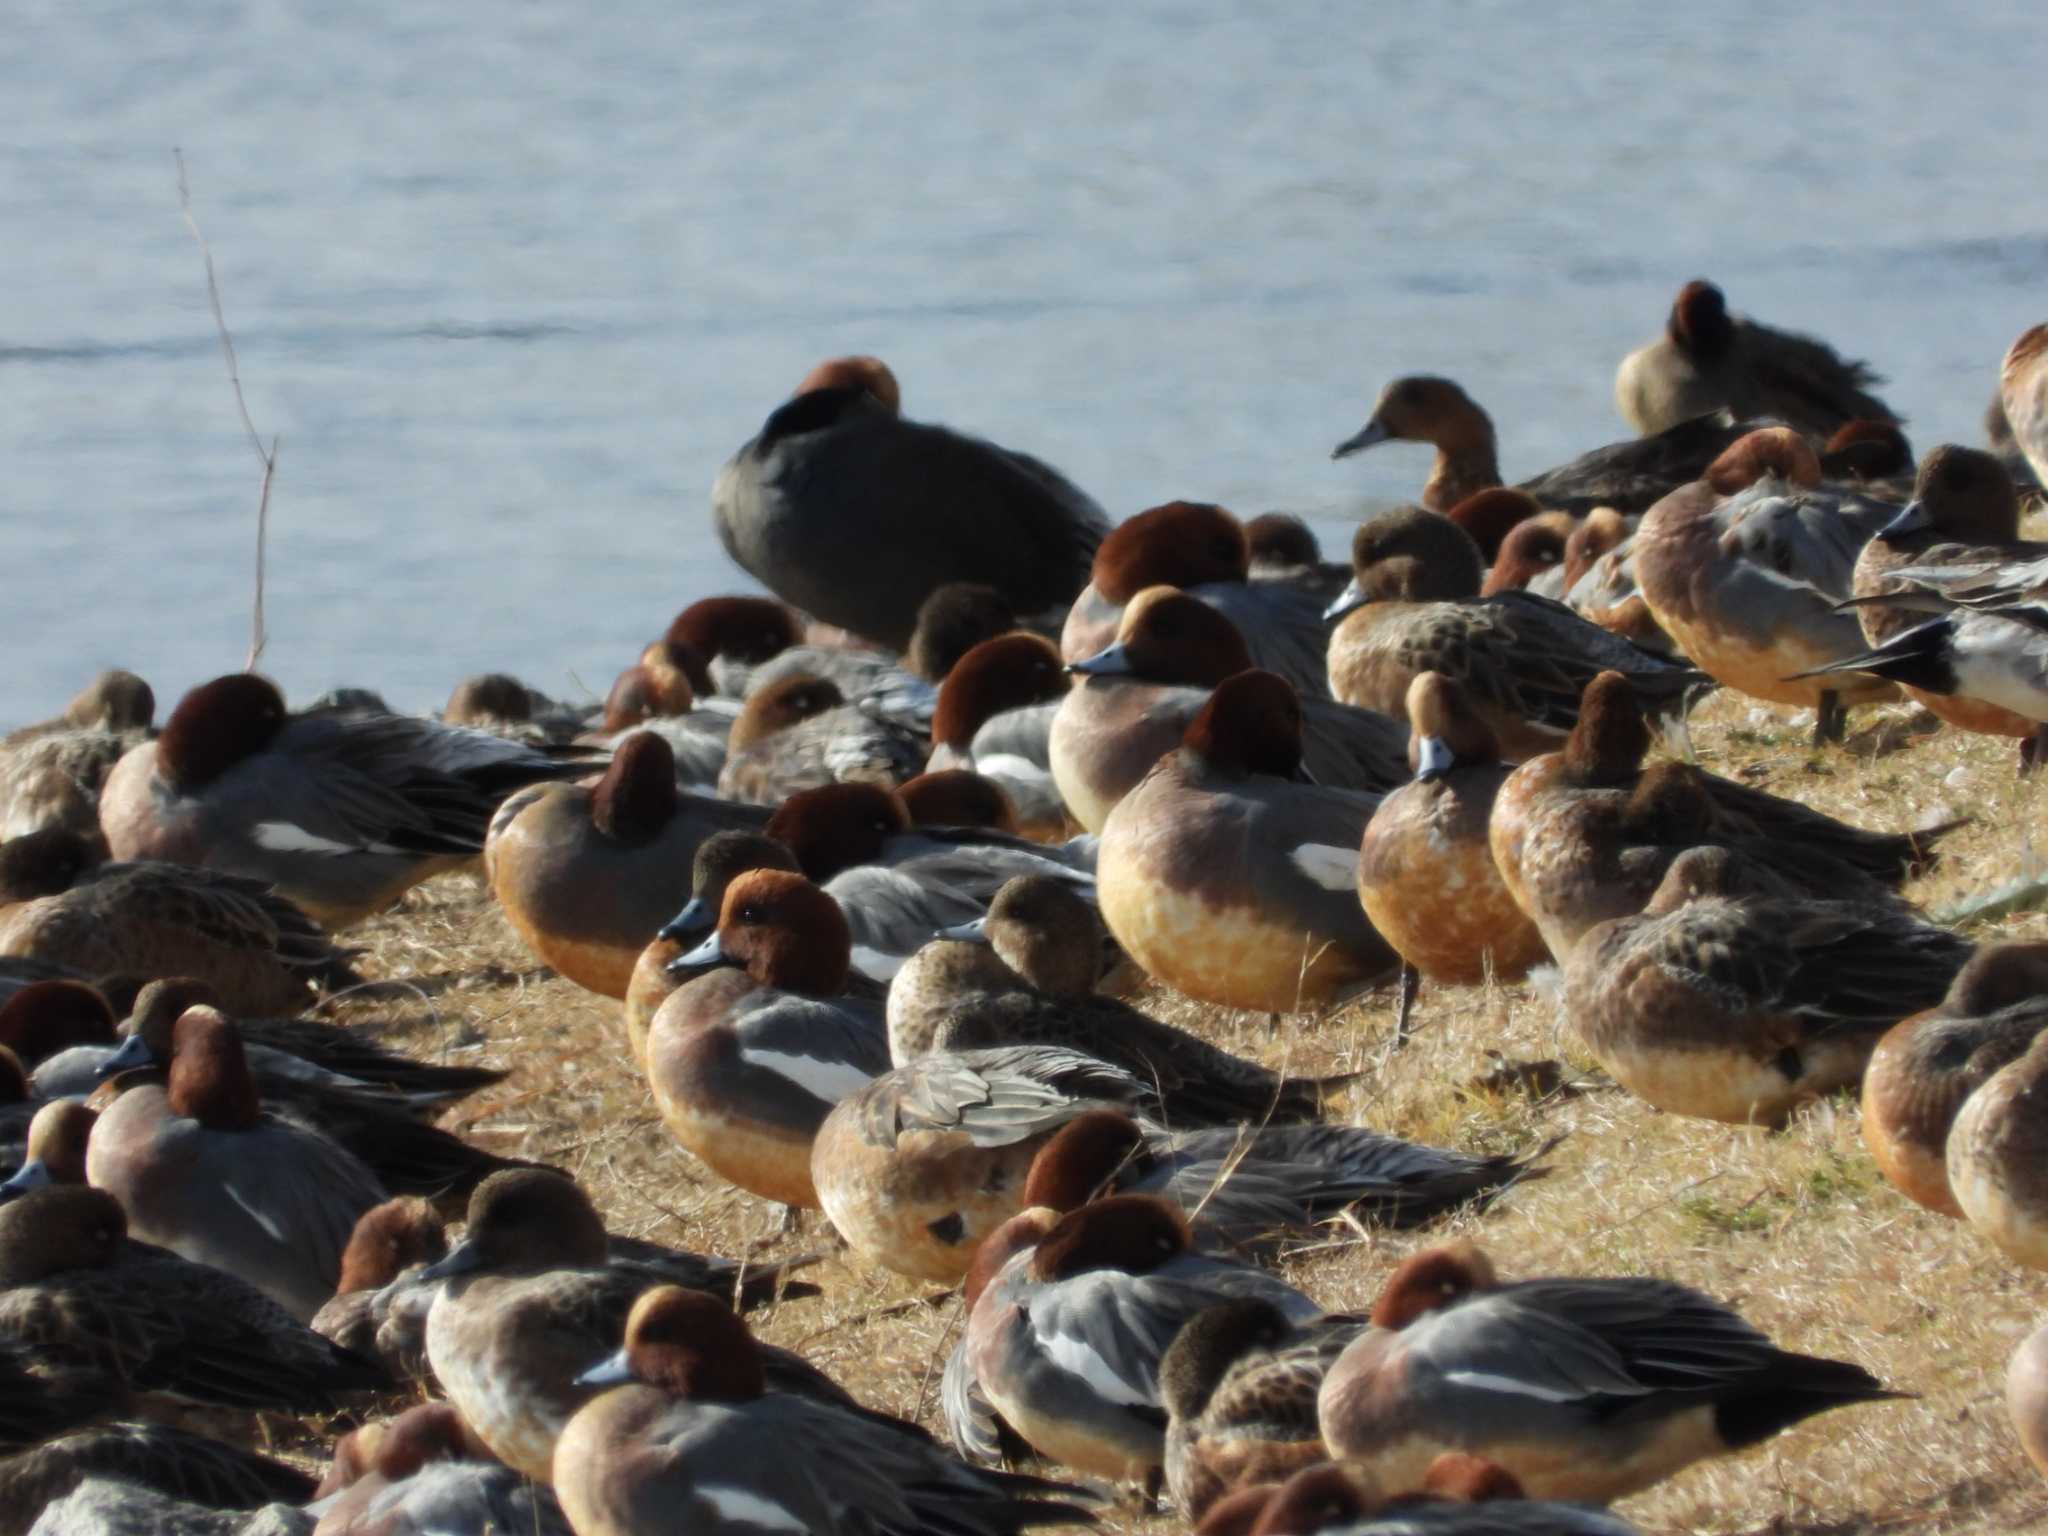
[[311, 687, 2048, 1535]]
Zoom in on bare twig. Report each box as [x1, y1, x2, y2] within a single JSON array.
[[174, 148, 277, 670]]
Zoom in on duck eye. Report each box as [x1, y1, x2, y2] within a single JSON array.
[[738, 905, 762, 924], [871, 818, 891, 834]]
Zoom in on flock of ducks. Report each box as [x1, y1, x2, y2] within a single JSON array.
[[3, 280, 2048, 1534]]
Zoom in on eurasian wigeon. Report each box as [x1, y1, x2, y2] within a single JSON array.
[[309, 1401, 573, 1536], [927, 632, 1072, 839], [2010, 1318, 2048, 1483], [0, 670, 154, 845], [713, 673, 925, 805], [0, 978, 120, 1100], [714, 355, 1108, 651], [1061, 501, 1334, 701], [1862, 944, 2048, 1217], [307, 1196, 449, 1376], [646, 870, 891, 1207], [651, 595, 802, 698], [1566, 846, 1971, 1124], [1323, 508, 1697, 763], [98, 673, 590, 928], [23, 1477, 315, 1535], [84, 1005, 390, 1320], [1199, 1459, 1642, 1535], [0, 1047, 40, 1178], [1632, 427, 1900, 743], [1055, 587, 1407, 834], [418, 1169, 822, 1482], [442, 672, 593, 747], [1819, 419, 1917, 489], [811, 1045, 1151, 1283], [1097, 671, 1397, 1013], [0, 1097, 91, 1198], [1316, 1242, 1901, 1500], [1488, 673, 1948, 961], [0, 1421, 315, 1532], [966, 1194, 1322, 1486], [1359, 674, 1547, 1021], [1947, 1029, 2048, 1270], [0, 1184, 386, 1414], [555, 1284, 1093, 1536], [1243, 513, 1352, 606], [0, 827, 360, 1016], [2001, 323, 2048, 488], [1478, 512, 1575, 598], [485, 731, 768, 998], [1558, 513, 1678, 658], [899, 768, 1023, 834], [1614, 278, 1898, 439], [1331, 375, 1760, 515], [1441, 488, 1542, 566]]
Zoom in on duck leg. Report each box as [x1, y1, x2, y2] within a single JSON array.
[[1812, 690, 1847, 747], [2022, 726, 2048, 777], [1393, 963, 1421, 1049]]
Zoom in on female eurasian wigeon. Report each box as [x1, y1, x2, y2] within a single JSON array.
[[485, 731, 768, 998], [1478, 512, 1575, 598], [2010, 1319, 2048, 1483], [1331, 375, 1759, 515], [1632, 427, 1900, 743], [0, 1097, 92, 1198], [756, 781, 1097, 982], [0, 827, 359, 1016], [1845, 444, 2043, 745], [1316, 1242, 1901, 1501], [894, 877, 1343, 1123], [1862, 944, 2048, 1217], [417, 1170, 822, 1483], [307, 1196, 449, 1375], [1160, 1298, 1366, 1519], [84, 1005, 389, 1320], [1097, 671, 1397, 1014], [0, 1421, 316, 1531], [1061, 501, 1334, 701], [1359, 674, 1548, 1008], [1056, 587, 1407, 834], [2003, 323, 2048, 488], [811, 1045, 1150, 1283], [443, 672, 593, 747], [926, 632, 1072, 840], [646, 870, 891, 1207], [1614, 278, 1898, 439], [1323, 508, 1696, 763], [1244, 513, 1352, 606], [1558, 512, 1679, 657], [1488, 673, 1948, 961], [900, 767, 1022, 833], [555, 1284, 1092, 1536], [0, 1184, 386, 1414], [98, 674, 589, 928], [714, 355, 1108, 651], [0, 670, 154, 844], [713, 673, 925, 805], [1566, 846, 1971, 1124], [1947, 1030, 2048, 1270], [309, 1401, 573, 1536], [966, 1194, 1322, 1486], [1196, 1459, 1642, 1536]]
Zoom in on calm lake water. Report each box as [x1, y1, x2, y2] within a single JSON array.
[[7, 1, 2047, 725]]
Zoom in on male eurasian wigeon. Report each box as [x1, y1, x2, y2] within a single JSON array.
[[1097, 671, 1397, 1013], [1614, 278, 1898, 439], [899, 768, 1023, 833], [714, 355, 1108, 651], [811, 1045, 1151, 1283], [1947, 1029, 2048, 1271], [1196, 1459, 1642, 1535], [646, 870, 891, 1207], [24, 1476, 316, 1535], [0, 669, 154, 844], [1862, 944, 2048, 1217], [1055, 587, 1407, 834], [418, 1169, 823, 1482], [442, 672, 593, 746], [1316, 1242, 1901, 1500], [1819, 419, 1917, 489], [555, 1284, 1093, 1536], [2010, 1319, 2048, 1483], [2002, 323, 2048, 488], [485, 731, 768, 998], [894, 877, 1343, 1123], [1323, 507, 1696, 762], [1478, 512, 1575, 598], [1440, 488, 1541, 566], [1330, 374, 1760, 515], [98, 674, 590, 928], [0, 1184, 386, 1415], [0, 1421, 315, 1531], [308, 1401, 573, 1536], [1060, 501, 1334, 701], [0, 827, 359, 1016], [1243, 513, 1352, 606], [307, 1196, 449, 1376], [0, 1047, 42, 1178], [966, 1194, 1322, 1486], [1631, 428, 1899, 743], [1565, 846, 1971, 1124], [926, 632, 1072, 840], [0, 978, 122, 1101], [648, 595, 801, 698], [713, 673, 926, 805], [1488, 673, 1948, 961], [1359, 674, 1547, 1024], [1557, 512, 1679, 657], [753, 782, 1096, 982], [84, 1005, 390, 1320]]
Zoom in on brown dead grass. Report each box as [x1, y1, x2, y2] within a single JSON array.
[[316, 688, 2048, 1535]]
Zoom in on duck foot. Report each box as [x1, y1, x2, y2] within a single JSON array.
[[1393, 964, 1421, 1049], [1812, 690, 1847, 747]]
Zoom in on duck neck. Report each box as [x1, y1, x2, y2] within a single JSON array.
[[1424, 442, 1503, 513]]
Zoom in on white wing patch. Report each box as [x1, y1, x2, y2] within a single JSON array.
[[699, 1485, 809, 1533], [1440, 1368, 1582, 1403], [737, 1047, 876, 1106], [1042, 1328, 1156, 1407], [975, 754, 1046, 782], [252, 821, 360, 855], [850, 946, 906, 982], [1289, 844, 1360, 891], [221, 1181, 290, 1244]]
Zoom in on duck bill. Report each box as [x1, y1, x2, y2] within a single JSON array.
[[93, 1032, 156, 1081], [1065, 642, 1134, 678], [1875, 500, 1929, 544], [1323, 581, 1370, 623], [1414, 735, 1456, 781], [657, 897, 713, 945], [1331, 418, 1391, 460], [574, 1348, 635, 1387], [411, 1239, 486, 1283], [0, 1159, 49, 1201], [935, 916, 991, 944], [672, 929, 729, 973]]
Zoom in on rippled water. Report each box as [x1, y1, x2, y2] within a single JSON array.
[[7, 0, 2047, 724]]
